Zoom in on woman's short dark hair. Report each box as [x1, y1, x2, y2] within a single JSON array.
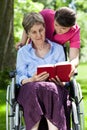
[[22, 12, 45, 34], [55, 7, 76, 27]]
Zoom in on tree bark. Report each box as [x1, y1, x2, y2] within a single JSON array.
[[0, 0, 16, 71]]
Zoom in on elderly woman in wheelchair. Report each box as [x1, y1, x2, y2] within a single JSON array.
[[14, 12, 74, 130]]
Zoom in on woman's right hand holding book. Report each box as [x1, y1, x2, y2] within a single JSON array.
[[32, 72, 49, 82]]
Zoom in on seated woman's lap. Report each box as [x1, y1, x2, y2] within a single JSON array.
[[17, 82, 68, 130]]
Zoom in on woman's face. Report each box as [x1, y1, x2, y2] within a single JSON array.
[[54, 20, 70, 34], [28, 23, 45, 45]]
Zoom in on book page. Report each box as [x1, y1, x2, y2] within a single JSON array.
[[55, 61, 71, 66], [37, 64, 54, 68]]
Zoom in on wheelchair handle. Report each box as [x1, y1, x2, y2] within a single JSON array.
[[74, 69, 78, 76]]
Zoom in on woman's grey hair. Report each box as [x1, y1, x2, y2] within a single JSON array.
[[22, 12, 45, 34]]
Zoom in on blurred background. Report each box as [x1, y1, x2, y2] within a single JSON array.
[[0, 0, 87, 129]]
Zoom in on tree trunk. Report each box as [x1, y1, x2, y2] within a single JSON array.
[[0, 0, 16, 71]]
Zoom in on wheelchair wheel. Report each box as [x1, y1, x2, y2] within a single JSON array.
[[15, 103, 26, 130], [71, 101, 80, 130], [76, 83, 84, 130], [70, 78, 84, 130], [6, 85, 15, 130], [6, 85, 25, 130]]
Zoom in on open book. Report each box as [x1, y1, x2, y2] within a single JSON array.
[[37, 62, 72, 82]]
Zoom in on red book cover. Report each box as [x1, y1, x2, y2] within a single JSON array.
[[37, 62, 72, 82], [55, 63, 71, 82], [37, 64, 55, 79]]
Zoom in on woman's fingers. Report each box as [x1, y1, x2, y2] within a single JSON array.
[[49, 76, 64, 86], [33, 72, 49, 81]]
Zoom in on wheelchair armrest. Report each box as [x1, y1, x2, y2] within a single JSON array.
[[9, 70, 16, 78]]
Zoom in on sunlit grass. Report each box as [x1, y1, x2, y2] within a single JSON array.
[[0, 105, 6, 111], [0, 90, 6, 130]]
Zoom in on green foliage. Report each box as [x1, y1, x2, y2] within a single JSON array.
[[54, 0, 69, 10], [40, 0, 69, 10], [76, 11, 87, 62], [77, 11, 87, 47], [14, 0, 44, 43], [0, 70, 10, 89], [75, 0, 87, 12]]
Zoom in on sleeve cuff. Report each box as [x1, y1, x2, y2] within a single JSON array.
[[19, 76, 29, 86]]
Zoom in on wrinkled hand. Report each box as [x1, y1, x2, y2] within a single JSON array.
[[49, 76, 65, 87], [15, 42, 24, 50], [32, 72, 49, 82], [22, 72, 49, 85]]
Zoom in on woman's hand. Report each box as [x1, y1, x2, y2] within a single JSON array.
[[49, 76, 65, 87], [32, 72, 49, 82], [69, 47, 79, 77], [22, 72, 49, 85], [15, 30, 28, 50], [15, 42, 25, 50]]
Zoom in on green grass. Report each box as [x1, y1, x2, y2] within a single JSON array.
[[0, 62, 87, 130], [76, 62, 87, 130], [0, 89, 6, 130]]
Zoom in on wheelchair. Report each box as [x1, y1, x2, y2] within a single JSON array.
[[6, 68, 84, 130]]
